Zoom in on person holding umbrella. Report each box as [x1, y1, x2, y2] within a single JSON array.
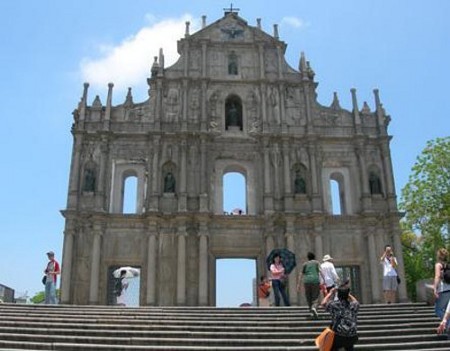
[[269, 253, 290, 306], [113, 266, 139, 306]]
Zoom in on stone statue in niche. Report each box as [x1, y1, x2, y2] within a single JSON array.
[[228, 52, 238, 75], [369, 173, 382, 195], [190, 88, 200, 121], [294, 171, 306, 194], [164, 172, 176, 193], [227, 103, 239, 126], [83, 168, 96, 192]]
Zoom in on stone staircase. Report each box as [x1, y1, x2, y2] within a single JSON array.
[[0, 303, 449, 350]]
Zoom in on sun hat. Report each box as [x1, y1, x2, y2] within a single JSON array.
[[323, 254, 333, 262]]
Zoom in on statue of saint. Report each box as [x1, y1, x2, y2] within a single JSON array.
[[294, 173, 306, 194], [369, 173, 382, 194], [83, 168, 96, 192], [164, 172, 176, 193], [227, 103, 239, 126], [228, 53, 238, 75]]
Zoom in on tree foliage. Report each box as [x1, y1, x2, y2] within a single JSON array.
[[30, 291, 45, 304], [400, 137, 450, 247], [30, 290, 60, 304], [400, 137, 450, 299]]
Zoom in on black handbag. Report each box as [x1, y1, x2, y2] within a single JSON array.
[[42, 275, 47, 285]]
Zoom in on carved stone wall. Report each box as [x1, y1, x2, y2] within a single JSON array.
[[60, 11, 406, 306]]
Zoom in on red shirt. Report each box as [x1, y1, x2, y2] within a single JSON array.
[[47, 259, 60, 283]]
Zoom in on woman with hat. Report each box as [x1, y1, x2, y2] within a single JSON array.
[[321, 254, 340, 293]]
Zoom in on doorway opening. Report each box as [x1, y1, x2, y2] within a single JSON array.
[[216, 258, 256, 307], [107, 265, 141, 307]]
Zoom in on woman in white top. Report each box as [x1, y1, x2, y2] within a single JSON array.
[[434, 248, 450, 320]]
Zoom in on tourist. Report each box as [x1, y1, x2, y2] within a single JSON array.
[[297, 252, 322, 318], [257, 275, 271, 307], [321, 285, 359, 351], [437, 299, 450, 338], [380, 245, 398, 303], [44, 251, 60, 304], [321, 254, 340, 293], [115, 270, 129, 306], [433, 248, 450, 320], [269, 253, 290, 306]]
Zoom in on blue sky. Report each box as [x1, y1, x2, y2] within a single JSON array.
[[0, 1, 449, 306]]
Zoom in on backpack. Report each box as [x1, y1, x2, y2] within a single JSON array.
[[442, 264, 450, 284], [114, 278, 123, 296]]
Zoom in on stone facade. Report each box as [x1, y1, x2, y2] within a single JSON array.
[[60, 11, 407, 306]]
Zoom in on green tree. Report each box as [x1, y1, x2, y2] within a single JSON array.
[[30, 290, 60, 304], [400, 136, 450, 299], [30, 291, 45, 304]]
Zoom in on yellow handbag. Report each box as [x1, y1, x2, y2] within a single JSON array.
[[315, 327, 335, 351]]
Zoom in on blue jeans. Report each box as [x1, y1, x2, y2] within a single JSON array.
[[45, 279, 57, 304], [435, 290, 450, 319], [272, 279, 290, 306]]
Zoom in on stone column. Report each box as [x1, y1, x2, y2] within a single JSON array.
[[285, 229, 297, 305], [367, 230, 381, 303], [146, 231, 157, 305], [88, 230, 102, 304], [97, 136, 110, 210], [155, 79, 162, 130], [260, 84, 267, 127], [392, 227, 408, 302], [380, 142, 397, 211], [265, 232, 275, 257], [199, 137, 208, 212], [149, 138, 160, 211], [198, 225, 209, 305], [178, 140, 187, 211], [67, 135, 83, 209], [182, 79, 188, 130], [283, 143, 291, 194], [177, 226, 187, 305], [279, 84, 287, 133], [263, 143, 273, 212], [314, 232, 323, 262], [60, 228, 74, 304], [201, 80, 207, 131], [308, 144, 322, 212], [355, 144, 371, 211]]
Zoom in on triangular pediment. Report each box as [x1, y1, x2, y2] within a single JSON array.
[[186, 12, 284, 47]]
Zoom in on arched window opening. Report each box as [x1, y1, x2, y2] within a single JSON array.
[[223, 172, 246, 215], [330, 179, 342, 215], [123, 175, 138, 214], [225, 95, 243, 131], [369, 172, 383, 195]]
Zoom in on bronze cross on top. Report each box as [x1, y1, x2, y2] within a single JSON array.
[[223, 3, 240, 14]]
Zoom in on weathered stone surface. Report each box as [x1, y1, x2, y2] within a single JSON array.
[[61, 11, 405, 306]]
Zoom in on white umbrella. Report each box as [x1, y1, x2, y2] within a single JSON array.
[[113, 266, 140, 279]]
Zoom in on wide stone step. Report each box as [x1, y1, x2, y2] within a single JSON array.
[[0, 303, 449, 350]]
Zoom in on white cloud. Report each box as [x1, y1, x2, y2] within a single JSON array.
[[280, 16, 309, 29], [80, 14, 199, 100]]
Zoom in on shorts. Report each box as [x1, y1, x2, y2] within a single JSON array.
[[383, 276, 398, 291]]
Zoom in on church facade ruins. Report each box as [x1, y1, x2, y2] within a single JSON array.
[[60, 10, 407, 306]]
